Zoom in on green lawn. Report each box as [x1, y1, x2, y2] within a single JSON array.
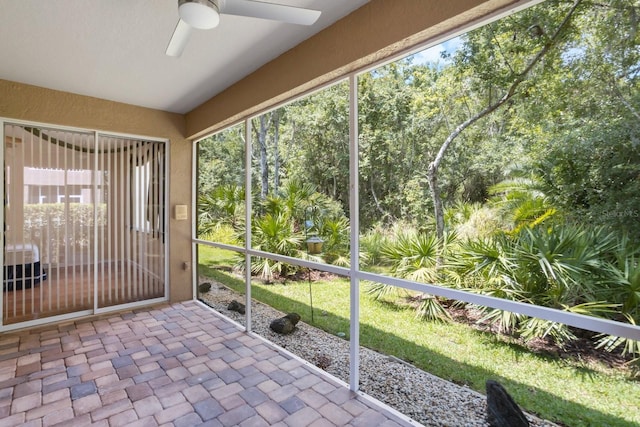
[[197, 245, 640, 427]]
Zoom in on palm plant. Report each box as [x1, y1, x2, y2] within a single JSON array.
[[596, 315, 640, 370], [198, 184, 245, 237], [317, 216, 350, 266], [366, 230, 452, 321], [359, 226, 389, 267], [449, 234, 529, 334], [512, 226, 601, 306], [449, 204, 503, 240], [449, 224, 622, 345], [594, 250, 640, 361], [260, 178, 316, 222], [444, 201, 483, 227], [360, 222, 413, 268], [488, 168, 557, 232], [382, 231, 440, 283], [248, 212, 303, 282], [600, 256, 640, 317]]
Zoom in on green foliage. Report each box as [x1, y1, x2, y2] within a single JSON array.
[[253, 178, 351, 270], [260, 179, 315, 219], [197, 124, 245, 197], [596, 313, 640, 368], [202, 226, 239, 247], [360, 225, 392, 267], [448, 224, 639, 350], [364, 281, 408, 301], [381, 231, 440, 283], [250, 213, 303, 281], [197, 184, 245, 237], [24, 202, 107, 230], [258, 205, 296, 242], [594, 250, 640, 361], [415, 295, 452, 322], [196, 178, 352, 280], [445, 201, 503, 240], [488, 168, 558, 232], [533, 118, 640, 240], [317, 216, 350, 266], [371, 229, 456, 321], [597, 246, 640, 318]]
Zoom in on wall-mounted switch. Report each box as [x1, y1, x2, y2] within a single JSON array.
[[175, 204, 188, 220]]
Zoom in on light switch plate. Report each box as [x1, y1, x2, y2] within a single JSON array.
[[175, 204, 188, 220]]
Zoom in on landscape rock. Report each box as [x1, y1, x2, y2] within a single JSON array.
[[227, 299, 246, 314], [198, 282, 212, 293], [269, 313, 301, 334], [486, 379, 530, 427]]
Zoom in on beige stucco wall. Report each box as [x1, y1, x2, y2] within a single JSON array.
[[185, 0, 525, 139], [0, 79, 193, 303]]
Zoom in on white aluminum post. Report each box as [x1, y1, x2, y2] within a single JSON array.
[[192, 139, 199, 300], [348, 74, 360, 391], [245, 120, 253, 333], [164, 140, 170, 301], [93, 132, 99, 313]]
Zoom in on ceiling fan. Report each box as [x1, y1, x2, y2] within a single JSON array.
[[166, 0, 322, 57]]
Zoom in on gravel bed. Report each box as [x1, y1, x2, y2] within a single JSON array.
[[199, 281, 559, 427]]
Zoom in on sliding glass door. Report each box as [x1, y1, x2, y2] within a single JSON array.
[[2, 122, 167, 327], [97, 134, 166, 310]]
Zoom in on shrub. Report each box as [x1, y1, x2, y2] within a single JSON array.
[[449, 224, 638, 351]]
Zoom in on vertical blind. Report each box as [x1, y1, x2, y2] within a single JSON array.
[[2, 123, 167, 326]]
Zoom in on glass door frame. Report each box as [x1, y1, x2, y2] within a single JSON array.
[[0, 118, 170, 332]]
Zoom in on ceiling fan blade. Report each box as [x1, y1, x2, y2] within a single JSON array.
[[220, 0, 321, 25], [166, 19, 193, 57]]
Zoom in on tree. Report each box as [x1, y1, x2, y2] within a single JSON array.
[[285, 82, 350, 214], [197, 124, 245, 196], [426, 0, 583, 243], [358, 61, 432, 228], [528, 0, 640, 239]]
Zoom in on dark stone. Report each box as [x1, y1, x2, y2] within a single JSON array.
[[198, 282, 212, 293], [227, 299, 245, 314], [269, 313, 301, 334], [486, 380, 529, 427]]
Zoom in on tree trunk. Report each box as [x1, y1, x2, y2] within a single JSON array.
[[257, 115, 269, 199], [427, 162, 445, 241], [273, 110, 281, 194]]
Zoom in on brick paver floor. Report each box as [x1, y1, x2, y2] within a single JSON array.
[[0, 301, 420, 427]]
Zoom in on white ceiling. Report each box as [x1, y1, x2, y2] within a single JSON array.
[[0, 0, 369, 114]]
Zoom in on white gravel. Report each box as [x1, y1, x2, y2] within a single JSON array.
[[199, 281, 559, 427]]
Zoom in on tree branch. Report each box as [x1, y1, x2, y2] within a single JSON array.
[[610, 82, 640, 122], [429, 0, 583, 176]]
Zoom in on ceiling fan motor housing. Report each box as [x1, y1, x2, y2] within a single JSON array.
[[178, 0, 220, 29]]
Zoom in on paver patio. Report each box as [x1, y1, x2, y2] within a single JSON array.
[[0, 301, 420, 427]]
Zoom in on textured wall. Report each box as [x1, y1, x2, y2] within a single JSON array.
[[0, 79, 193, 303]]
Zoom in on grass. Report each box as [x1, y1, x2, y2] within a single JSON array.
[[197, 244, 640, 427]]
